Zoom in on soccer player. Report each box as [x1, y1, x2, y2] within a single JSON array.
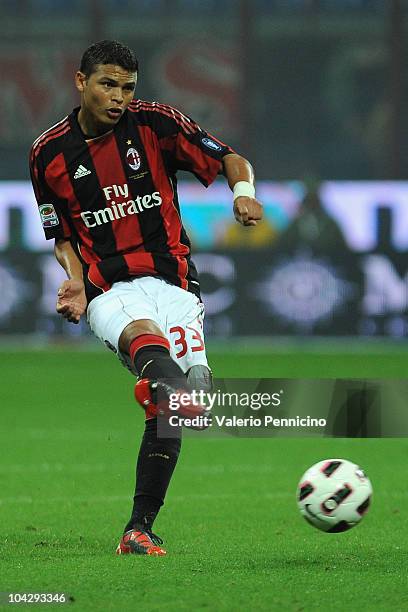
[[29, 40, 262, 556]]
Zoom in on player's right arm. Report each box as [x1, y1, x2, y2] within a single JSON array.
[[29, 144, 86, 324], [54, 239, 87, 324]]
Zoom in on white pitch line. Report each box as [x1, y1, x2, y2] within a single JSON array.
[[0, 462, 289, 475], [0, 429, 125, 441], [0, 491, 292, 506], [0, 463, 122, 474]]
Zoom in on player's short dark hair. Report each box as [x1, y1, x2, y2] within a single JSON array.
[[80, 40, 138, 77]]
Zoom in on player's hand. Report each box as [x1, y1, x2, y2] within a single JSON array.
[[233, 196, 263, 226], [56, 279, 87, 324]]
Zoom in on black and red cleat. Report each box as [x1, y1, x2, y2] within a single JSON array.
[[134, 379, 211, 429], [116, 528, 166, 556]]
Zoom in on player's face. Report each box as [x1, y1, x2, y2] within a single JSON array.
[[75, 64, 136, 135]]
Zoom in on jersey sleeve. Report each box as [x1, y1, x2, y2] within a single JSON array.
[[155, 104, 235, 187], [29, 147, 72, 241]]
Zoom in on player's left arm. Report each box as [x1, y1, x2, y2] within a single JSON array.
[[222, 153, 263, 226]]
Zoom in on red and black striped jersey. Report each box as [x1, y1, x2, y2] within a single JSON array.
[[29, 100, 234, 303]]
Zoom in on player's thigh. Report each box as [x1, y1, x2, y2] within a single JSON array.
[[162, 286, 208, 373], [87, 279, 161, 353]]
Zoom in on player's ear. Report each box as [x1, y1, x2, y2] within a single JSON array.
[[75, 71, 87, 93]]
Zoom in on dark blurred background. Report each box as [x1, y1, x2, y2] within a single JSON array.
[[1, 0, 408, 340]]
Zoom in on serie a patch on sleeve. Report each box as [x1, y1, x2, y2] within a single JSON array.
[[201, 136, 222, 152], [39, 203, 59, 227]]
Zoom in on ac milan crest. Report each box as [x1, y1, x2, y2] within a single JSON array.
[[126, 147, 141, 171]]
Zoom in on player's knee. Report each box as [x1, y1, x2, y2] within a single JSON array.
[[119, 319, 165, 354], [187, 365, 213, 392]]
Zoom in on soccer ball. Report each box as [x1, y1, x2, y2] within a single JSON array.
[[297, 459, 372, 533]]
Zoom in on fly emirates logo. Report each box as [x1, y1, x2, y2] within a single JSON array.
[[80, 183, 162, 228]]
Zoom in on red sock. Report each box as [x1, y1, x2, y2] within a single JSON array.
[[129, 334, 170, 364]]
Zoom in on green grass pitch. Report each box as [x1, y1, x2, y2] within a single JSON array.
[[1, 344, 408, 611]]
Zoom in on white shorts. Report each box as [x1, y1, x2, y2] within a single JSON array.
[[87, 276, 208, 375]]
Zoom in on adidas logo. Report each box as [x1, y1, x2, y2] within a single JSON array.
[[74, 165, 91, 179]]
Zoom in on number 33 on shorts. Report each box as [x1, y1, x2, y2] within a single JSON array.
[[169, 320, 208, 373]]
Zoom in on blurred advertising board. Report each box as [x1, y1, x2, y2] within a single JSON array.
[[0, 181, 407, 337]]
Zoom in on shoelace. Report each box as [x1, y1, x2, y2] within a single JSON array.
[[145, 530, 163, 546]]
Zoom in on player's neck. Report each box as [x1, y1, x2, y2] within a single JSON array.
[[77, 108, 111, 140]]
